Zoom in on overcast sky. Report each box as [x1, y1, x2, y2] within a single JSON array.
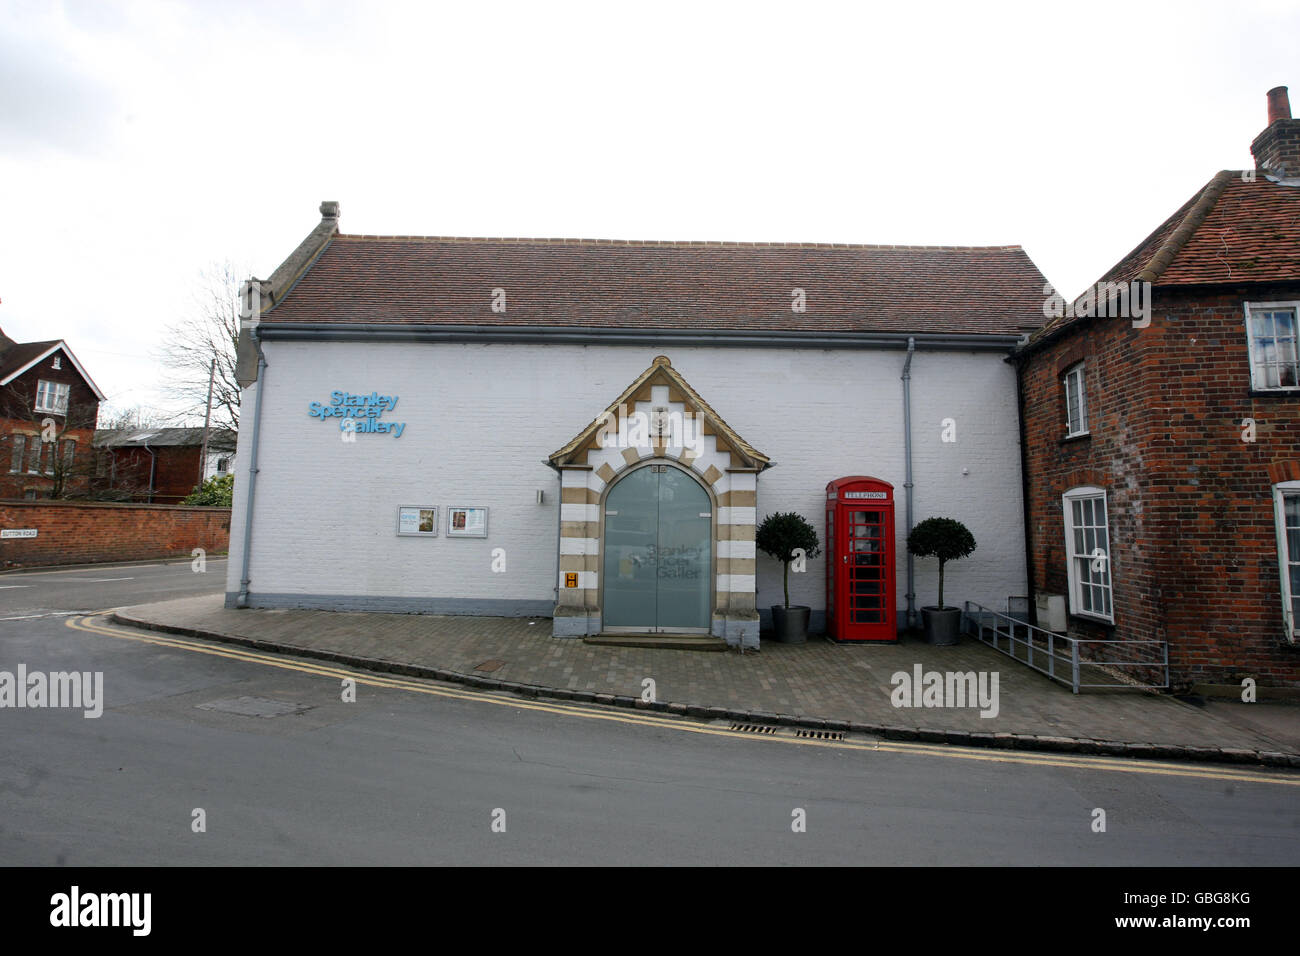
[[1, 0, 1297, 423]]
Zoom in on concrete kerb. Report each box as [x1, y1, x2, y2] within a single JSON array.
[[107, 609, 1300, 771]]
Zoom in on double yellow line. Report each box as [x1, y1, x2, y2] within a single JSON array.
[[67, 614, 1300, 788]]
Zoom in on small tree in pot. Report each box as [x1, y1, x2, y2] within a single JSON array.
[[756, 511, 822, 644], [906, 517, 976, 645]]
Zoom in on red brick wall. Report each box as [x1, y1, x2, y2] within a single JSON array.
[[0, 499, 230, 569], [100, 445, 205, 503], [1018, 282, 1300, 689], [0, 418, 97, 499], [155, 446, 203, 502]]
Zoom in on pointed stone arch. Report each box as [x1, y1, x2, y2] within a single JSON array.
[[548, 355, 771, 647]]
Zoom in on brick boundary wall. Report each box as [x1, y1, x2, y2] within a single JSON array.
[[0, 499, 231, 569]]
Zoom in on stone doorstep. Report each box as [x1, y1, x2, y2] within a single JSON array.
[[106, 609, 1300, 770], [583, 633, 728, 651]]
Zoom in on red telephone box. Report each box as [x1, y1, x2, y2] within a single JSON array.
[[825, 476, 897, 642]]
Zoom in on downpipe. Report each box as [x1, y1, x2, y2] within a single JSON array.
[[901, 337, 917, 630], [236, 326, 267, 609]]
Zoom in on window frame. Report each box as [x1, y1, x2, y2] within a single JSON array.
[[1062, 485, 1114, 624], [34, 379, 71, 415], [1273, 480, 1300, 643], [9, 434, 26, 474], [1062, 363, 1089, 438], [1244, 301, 1300, 392]]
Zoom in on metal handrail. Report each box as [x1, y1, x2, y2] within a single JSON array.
[[962, 601, 1168, 694]]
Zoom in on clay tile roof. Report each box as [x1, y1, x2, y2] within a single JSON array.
[[263, 235, 1051, 336], [1102, 172, 1300, 287], [1029, 172, 1300, 346]]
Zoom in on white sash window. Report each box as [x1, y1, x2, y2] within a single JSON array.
[[1063, 486, 1113, 623]]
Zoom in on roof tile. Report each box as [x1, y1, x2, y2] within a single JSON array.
[[265, 235, 1051, 336]]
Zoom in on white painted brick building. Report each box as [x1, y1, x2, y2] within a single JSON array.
[[226, 202, 1046, 649]]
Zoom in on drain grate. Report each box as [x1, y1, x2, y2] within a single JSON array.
[[729, 723, 778, 735], [794, 728, 845, 741]]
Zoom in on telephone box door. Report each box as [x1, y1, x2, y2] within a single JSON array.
[[826, 477, 896, 642]]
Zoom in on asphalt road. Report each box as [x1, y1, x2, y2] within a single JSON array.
[[0, 558, 228, 618], [0, 560, 1297, 865]]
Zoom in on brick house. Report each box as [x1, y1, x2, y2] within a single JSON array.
[[94, 427, 238, 504], [0, 330, 105, 499], [1015, 87, 1300, 690]]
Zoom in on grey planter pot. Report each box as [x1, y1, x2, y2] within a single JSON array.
[[771, 605, 810, 644], [921, 606, 962, 645]]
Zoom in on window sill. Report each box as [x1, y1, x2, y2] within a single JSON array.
[[1069, 611, 1115, 627], [1248, 389, 1300, 399], [1061, 432, 1091, 444]]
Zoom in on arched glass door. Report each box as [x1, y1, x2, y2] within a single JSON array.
[[602, 464, 712, 633]]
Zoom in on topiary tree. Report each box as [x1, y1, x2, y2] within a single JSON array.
[[907, 517, 976, 609], [183, 472, 234, 507], [756, 511, 822, 608]]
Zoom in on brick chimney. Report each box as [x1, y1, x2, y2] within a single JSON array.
[[1250, 86, 1300, 177]]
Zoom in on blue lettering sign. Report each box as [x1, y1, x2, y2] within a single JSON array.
[[308, 389, 406, 437]]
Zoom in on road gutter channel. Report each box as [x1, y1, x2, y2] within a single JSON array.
[[106, 610, 1300, 771]]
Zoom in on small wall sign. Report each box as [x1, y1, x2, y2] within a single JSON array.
[[565, 572, 578, 588], [0, 529, 37, 539], [446, 506, 488, 538], [397, 507, 438, 536]]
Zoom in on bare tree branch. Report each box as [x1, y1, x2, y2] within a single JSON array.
[[155, 260, 243, 431]]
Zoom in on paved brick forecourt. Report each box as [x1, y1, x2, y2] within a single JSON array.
[[112, 595, 1300, 767]]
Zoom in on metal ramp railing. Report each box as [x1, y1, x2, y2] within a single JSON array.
[[962, 600, 1168, 694]]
